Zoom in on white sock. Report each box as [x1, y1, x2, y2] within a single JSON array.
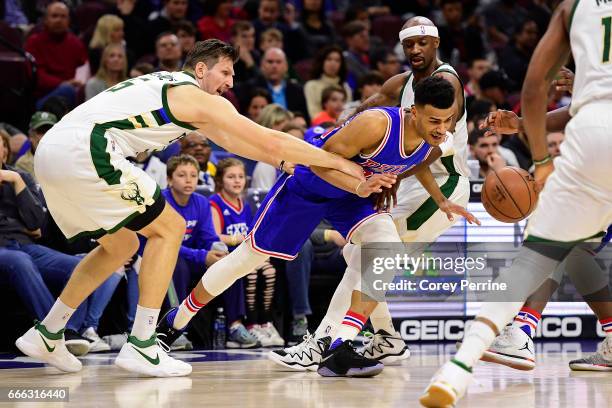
[[314, 316, 339, 339], [331, 311, 367, 349], [41, 299, 76, 333], [454, 320, 497, 368], [174, 292, 206, 330], [131, 305, 160, 342], [370, 302, 395, 334]]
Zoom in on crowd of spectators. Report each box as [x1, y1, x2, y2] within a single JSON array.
[[0, 0, 570, 352]]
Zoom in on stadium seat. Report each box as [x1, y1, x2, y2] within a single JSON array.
[[371, 15, 404, 48]]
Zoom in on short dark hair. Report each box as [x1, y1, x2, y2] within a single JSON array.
[[167, 154, 201, 178], [414, 76, 454, 109], [479, 70, 508, 91], [232, 20, 253, 37], [440, 0, 461, 7], [321, 85, 346, 107], [468, 128, 489, 146], [342, 21, 368, 38], [358, 72, 384, 88], [183, 39, 239, 70], [174, 20, 196, 37]]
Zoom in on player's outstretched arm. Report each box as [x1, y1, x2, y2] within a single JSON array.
[[167, 86, 364, 181], [415, 166, 480, 225], [521, 0, 572, 187], [310, 110, 395, 195]]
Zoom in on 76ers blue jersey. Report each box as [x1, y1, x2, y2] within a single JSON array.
[[248, 107, 438, 260], [294, 107, 435, 197], [210, 193, 252, 252]]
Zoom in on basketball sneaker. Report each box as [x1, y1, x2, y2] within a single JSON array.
[[227, 323, 259, 349], [82, 327, 111, 352], [287, 317, 308, 346], [15, 322, 82, 372], [156, 307, 185, 350], [102, 332, 129, 351], [115, 333, 192, 377], [359, 329, 410, 365], [171, 334, 193, 351], [569, 337, 612, 372], [317, 339, 384, 377], [480, 324, 536, 370], [268, 332, 330, 371], [420, 359, 473, 408], [64, 329, 91, 356], [260, 322, 285, 347]]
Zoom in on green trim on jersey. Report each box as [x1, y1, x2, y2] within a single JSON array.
[[66, 186, 161, 243], [91, 124, 124, 185], [441, 155, 459, 175], [404, 174, 460, 230], [161, 83, 198, 131], [568, 0, 580, 32], [135, 114, 147, 128], [525, 230, 604, 244], [182, 70, 196, 80], [151, 110, 167, 126]]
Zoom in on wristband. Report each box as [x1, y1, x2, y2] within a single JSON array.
[[533, 155, 552, 166], [355, 181, 364, 196]]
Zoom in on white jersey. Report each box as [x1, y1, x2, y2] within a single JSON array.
[[43, 71, 199, 157], [568, 0, 612, 115], [399, 63, 470, 178]]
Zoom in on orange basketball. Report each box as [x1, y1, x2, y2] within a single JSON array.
[[481, 166, 538, 223]]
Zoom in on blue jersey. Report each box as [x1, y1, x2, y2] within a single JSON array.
[[248, 106, 436, 260], [210, 193, 252, 252], [294, 107, 435, 198], [163, 188, 219, 265]]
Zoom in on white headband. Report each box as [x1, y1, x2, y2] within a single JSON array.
[[399, 25, 439, 42]]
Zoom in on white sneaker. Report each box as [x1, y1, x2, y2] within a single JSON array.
[[15, 322, 82, 372], [359, 329, 410, 365], [260, 322, 285, 347], [482, 324, 536, 371], [268, 332, 330, 371], [114, 334, 192, 377], [248, 325, 273, 347], [102, 333, 128, 351], [82, 327, 111, 353], [569, 337, 612, 372], [420, 360, 473, 408]]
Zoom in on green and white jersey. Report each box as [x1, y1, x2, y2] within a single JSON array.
[[568, 0, 612, 115], [46, 71, 199, 157], [398, 63, 470, 178]]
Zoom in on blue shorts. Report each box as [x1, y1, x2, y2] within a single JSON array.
[[247, 170, 389, 260]]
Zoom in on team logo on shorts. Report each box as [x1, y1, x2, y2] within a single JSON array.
[[121, 182, 145, 205]]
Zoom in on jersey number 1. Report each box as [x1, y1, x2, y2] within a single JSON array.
[[602, 16, 612, 63]]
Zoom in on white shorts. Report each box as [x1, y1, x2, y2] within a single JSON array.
[[525, 103, 612, 242], [35, 126, 160, 241], [391, 174, 470, 242]]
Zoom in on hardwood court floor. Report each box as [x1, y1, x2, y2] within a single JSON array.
[[0, 342, 610, 407]]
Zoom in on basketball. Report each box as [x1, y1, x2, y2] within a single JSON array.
[[481, 166, 538, 223]]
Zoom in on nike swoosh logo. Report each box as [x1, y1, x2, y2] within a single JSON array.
[[39, 334, 55, 352], [132, 346, 160, 365]]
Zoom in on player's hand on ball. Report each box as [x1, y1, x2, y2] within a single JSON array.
[[533, 160, 554, 192], [357, 173, 396, 198], [438, 199, 481, 225], [480, 110, 519, 136], [205, 250, 227, 267], [553, 67, 574, 93]]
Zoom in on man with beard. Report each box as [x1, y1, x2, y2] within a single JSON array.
[[180, 132, 216, 190]]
